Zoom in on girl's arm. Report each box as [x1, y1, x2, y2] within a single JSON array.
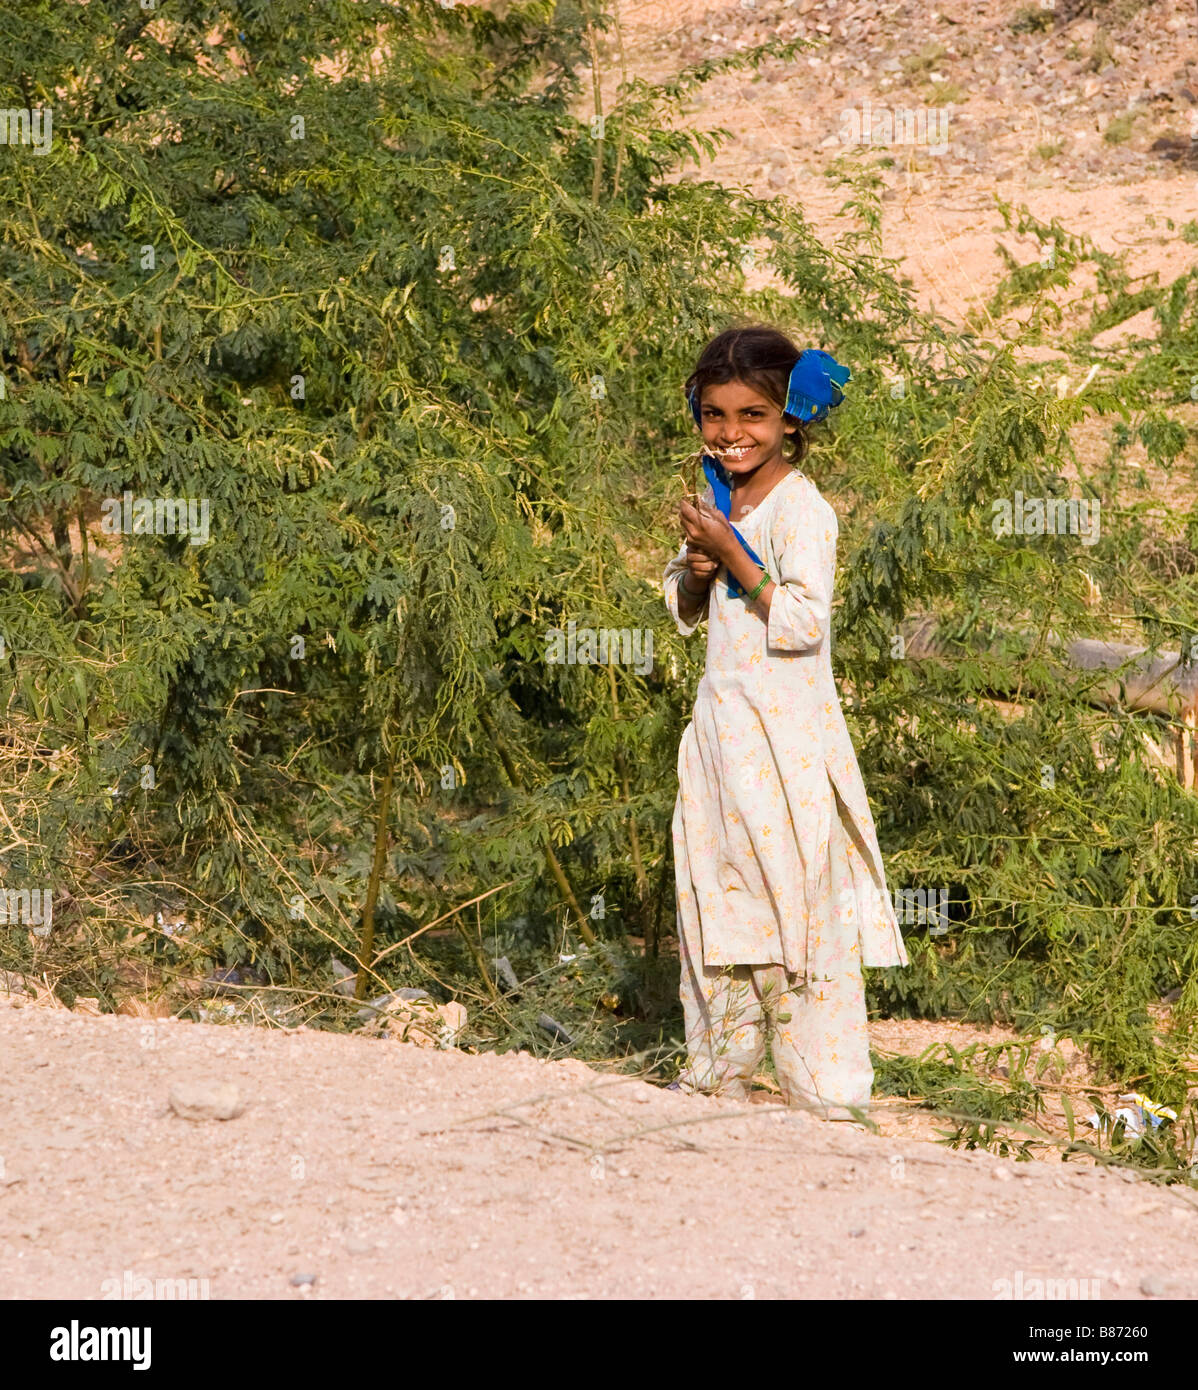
[[666, 485, 720, 635], [760, 499, 834, 652], [680, 498, 779, 615], [722, 543, 777, 614], [679, 548, 718, 624], [664, 544, 714, 634], [682, 494, 832, 649]]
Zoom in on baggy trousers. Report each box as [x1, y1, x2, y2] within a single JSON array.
[[676, 961, 873, 1112], [675, 781, 875, 1113]]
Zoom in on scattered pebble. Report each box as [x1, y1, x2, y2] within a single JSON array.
[[353, 987, 431, 1022], [536, 1013, 575, 1046], [168, 1079, 245, 1121]]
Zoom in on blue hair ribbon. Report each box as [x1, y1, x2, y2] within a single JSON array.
[[688, 348, 850, 428]]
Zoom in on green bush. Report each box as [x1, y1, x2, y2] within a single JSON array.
[[1, 1, 1196, 1103]]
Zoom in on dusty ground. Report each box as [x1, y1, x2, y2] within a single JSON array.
[[610, 0, 1198, 323], [2, 995, 1196, 1301]]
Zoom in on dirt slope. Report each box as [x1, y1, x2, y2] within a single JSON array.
[[2, 998, 1196, 1300], [606, 0, 1198, 323]]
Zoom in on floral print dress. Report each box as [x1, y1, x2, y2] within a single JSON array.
[[663, 467, 908, 1108]]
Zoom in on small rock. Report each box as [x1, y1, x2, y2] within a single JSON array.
[[378, 995, 467, 1048], [492, 956, 520, 994], [991, 1165, 1013, 1181], [202, 967, 243, 996], [168, 1080, 245, 1121], [536, 1013, 575, 1046], [0, 970, 34, 998], [1140, 1275, 1169, 1297], [849, 1228, 866, 1237], [329, 956, 357, 997], [354, 987, 430, 1022], [289, 1272, 317, 1288]]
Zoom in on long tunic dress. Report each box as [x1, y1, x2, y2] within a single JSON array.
[[664, 467, 908, 983]]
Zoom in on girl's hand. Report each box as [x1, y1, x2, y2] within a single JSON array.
[[679, 497, 735, 565], [683, 546, 719, 593]]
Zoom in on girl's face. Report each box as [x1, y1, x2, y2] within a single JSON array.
[[695, 379, 796, 478]]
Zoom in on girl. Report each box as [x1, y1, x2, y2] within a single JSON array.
[[663, 324, 908, 1116]]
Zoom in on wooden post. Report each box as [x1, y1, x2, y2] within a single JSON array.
[[1177, 710, 1196, 791], [900, 616, 1198, 791]]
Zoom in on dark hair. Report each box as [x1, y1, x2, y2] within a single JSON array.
[[684, 323, 810, 465]]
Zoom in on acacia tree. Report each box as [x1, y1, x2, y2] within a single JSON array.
[[1, 1, 1196, 1110]]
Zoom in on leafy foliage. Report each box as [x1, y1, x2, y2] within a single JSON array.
[[0, 1, 1195, 1118]]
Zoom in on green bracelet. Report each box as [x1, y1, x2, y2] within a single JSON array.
[[746, 570, 770, 602]]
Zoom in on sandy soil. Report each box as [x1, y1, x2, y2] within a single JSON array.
[[610, 0, 1198, 325], [2, 996, 1196, 1301]]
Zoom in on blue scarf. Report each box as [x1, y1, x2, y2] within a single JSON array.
[[700, 454, 765, 598]]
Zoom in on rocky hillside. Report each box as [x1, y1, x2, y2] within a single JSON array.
[[606, 0, 1197, 319]]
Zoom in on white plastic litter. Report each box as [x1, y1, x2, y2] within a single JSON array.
[[1084, 1092, 1177, 1140]]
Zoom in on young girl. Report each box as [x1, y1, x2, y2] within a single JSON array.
[[663, 324, 909, 1115]]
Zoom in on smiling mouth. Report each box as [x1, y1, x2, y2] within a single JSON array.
[[716, 444, 755, 460]]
